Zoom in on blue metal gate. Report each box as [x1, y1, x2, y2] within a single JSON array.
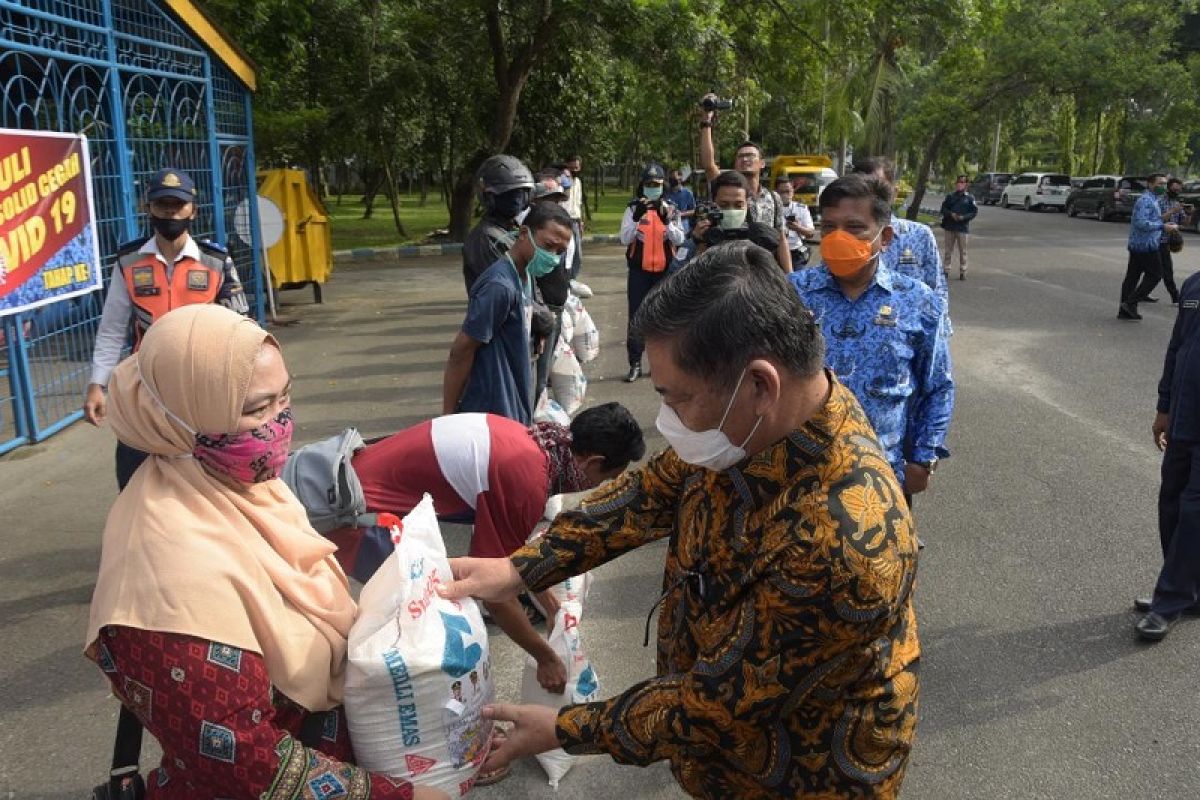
[[0, 0, 262, 455]]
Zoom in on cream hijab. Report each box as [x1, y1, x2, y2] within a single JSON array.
[[85, 304, 355, 711]]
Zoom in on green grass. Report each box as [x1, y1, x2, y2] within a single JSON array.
[[327, 190, 637, 251]]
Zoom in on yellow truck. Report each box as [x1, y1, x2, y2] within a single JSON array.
[[767, 155, 839, 211]]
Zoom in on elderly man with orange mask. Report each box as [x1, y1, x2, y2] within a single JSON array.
[[789, 174, 954, 506]]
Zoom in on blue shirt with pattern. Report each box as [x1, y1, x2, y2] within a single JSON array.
[[885, 214, 947, 309], [1129, 191, 1164, 252], [790, 262, 954, 486]]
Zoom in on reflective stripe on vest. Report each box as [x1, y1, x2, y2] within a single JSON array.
[[119, 251, 223, 349], [626, 212, 670, 273]]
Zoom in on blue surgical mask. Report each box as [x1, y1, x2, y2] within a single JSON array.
[[644, 185, 663, 201]]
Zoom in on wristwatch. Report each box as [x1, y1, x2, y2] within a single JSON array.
[[913, 459, 938, 472]]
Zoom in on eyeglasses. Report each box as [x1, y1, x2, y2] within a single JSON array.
[[643, 568, 707, 647]]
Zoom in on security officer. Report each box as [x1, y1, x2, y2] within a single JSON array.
[[851, 157, 948, 310], [1136, 272, 1200, 640], [463, 154, 535, 293], [790, 174, 954, 504], [82, 167, 249, 488], [618, 163, 685, 382]]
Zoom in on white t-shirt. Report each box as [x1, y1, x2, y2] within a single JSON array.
[[782, 201, 814, 250]]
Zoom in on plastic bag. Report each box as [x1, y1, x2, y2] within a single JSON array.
[[344, 495, 494, 797], [550, 340, 587, 416], [519, 601, 601, 788]]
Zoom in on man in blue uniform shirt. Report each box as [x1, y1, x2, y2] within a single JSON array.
[[790, 174, 954, 500], [1120, 172, 1177, 320], [1135, 272, 1200, 640], [852, 157, 948, 309]]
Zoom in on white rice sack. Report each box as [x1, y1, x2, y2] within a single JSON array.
[[558, 305, 575, 347], [568, 299, 600, 364], [345, 494, 494, 797], [534, 389, 572, 426], [519, 601, 602, 788], [550, 341, 587, 416]]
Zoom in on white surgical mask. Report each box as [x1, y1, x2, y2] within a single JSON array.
[[655, 367, 762, 471], [719, 208, 747, 230]]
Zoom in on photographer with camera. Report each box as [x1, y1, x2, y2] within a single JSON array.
[[698, 93, 792, 272], [619, 163, 685, 382], [777, 174, 815, 267], [688, 171, 783, 270]]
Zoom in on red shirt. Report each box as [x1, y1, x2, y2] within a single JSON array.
[[338, 414, 549, 569]]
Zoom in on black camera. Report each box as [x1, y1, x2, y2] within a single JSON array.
[[786, 214, 797, 223], [700, 95, 734, 112], [695, 200, 723, 226]]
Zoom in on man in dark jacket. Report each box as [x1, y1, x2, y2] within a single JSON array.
[[940, 174, 978, 281], [1137, 272, 1200, 640], [463, 155, 535, 293]]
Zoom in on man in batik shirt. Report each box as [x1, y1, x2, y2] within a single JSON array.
[[442, 242, 920, 799]]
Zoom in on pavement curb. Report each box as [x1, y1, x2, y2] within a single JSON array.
[[334, 233, 624, 262]]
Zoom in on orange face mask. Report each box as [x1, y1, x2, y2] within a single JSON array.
[[821, 228, 883, 277]]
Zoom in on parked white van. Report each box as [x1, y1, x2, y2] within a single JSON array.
[[1000, 172, 1073, 211]]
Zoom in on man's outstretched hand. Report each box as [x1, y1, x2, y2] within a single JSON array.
[[439, 557, 524, 604]]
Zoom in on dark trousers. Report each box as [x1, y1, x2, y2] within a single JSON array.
[[627, 268, 666, 367], [534, 308, 563, 398], [115, 440, 149, 491], [1153, 438, 1200, 616], [1156, 244, 1179, 303], [1121, 248, 1162, 306]]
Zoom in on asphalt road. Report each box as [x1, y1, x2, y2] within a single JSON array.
[[2, 202, 1199, 799]]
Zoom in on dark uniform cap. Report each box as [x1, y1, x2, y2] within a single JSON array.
[[641, 163, 667, 184], [146, 168, 196, 202]]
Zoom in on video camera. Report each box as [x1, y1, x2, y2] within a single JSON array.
[[695, 199, 724, 226], [699, 95, 734, 112]]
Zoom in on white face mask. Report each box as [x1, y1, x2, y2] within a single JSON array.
[[719, 207, 747, 230], [655, 367, 763, 471]]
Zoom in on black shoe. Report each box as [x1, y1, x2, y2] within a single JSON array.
[[1134, 596, 1200, 614], [1136, 611, 1178, 641], [1138, 296, 1159, 303], [1118, 303, 1142, 320], [958, 270, 966, 281], [624, 365, 642, 383]]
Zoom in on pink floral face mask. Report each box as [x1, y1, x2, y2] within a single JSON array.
[[194, 409, 294, 484]]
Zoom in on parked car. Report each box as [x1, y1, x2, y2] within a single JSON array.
[[1177, 180, 1200, 231], [1065, 175, 1146, 221], [1000, 172, 1073, 211], [969, 172, 1012, 205]]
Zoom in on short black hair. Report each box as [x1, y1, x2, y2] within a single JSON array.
[[634, 241, 825, 386], [536, 166, 561, 182], [956, 174, 969, 182], [819, 174, 892, 227], [851, 156, 897, 184], [774, 174, 793, 188], [570, 402, 645, 469], [710, 169, 748, 197], [524, 200, 573, 232], [1168, 176, 1183, 187], [1149, 172, 1168, 183], [735, 141, 763, 158]]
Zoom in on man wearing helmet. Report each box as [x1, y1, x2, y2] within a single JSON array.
[[464, 155, 536, 293]]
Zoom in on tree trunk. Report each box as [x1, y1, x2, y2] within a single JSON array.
[[419, 171, 429, 207], [448, 171, 477, 242], [907, 130, 945, 221], [383, 163, 407, 238], [361, 169, 384, 220]]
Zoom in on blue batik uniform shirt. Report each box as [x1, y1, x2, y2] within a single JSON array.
[[790, 262, 954, 486], [885, 214, 947, 309], [1129, 191, 1164, 252]]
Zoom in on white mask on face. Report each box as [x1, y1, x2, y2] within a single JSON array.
[[655, 367, 763, 471]]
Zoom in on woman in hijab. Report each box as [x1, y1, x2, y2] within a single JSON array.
[[85, 304, 448, 799]]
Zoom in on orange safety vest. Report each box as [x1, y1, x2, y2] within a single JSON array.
[[119, 248, 224, 350], [627, 209, 672, 273]]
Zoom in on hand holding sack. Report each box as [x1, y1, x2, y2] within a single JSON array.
[[344, 495, 494, 798]]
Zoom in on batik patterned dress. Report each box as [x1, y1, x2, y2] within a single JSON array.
[[512, 378, 920, 799], [90, 626, 415, 799]]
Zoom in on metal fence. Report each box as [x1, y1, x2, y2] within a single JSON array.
[[0, 0, 262, 455]]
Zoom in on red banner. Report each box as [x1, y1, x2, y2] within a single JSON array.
[[0, 129, 102, 316]]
